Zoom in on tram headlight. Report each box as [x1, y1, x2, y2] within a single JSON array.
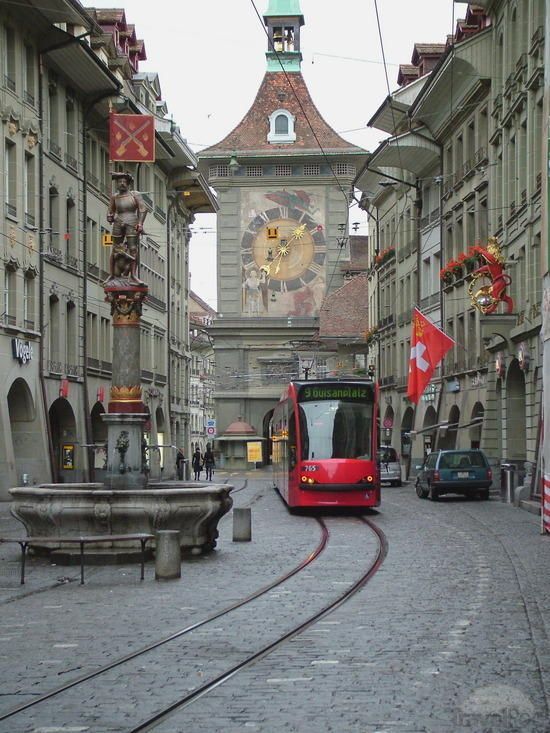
[[360, 475, 374, 483], [301, 475, 316, 484]]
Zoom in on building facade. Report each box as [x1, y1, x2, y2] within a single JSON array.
[[198, 0, 367, 458], [0, 1, 215, 497], [355, 0, 545, 491], [189, 290, 216, 456]]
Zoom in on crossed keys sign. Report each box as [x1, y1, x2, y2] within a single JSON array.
[[110, 114, 155, 162]]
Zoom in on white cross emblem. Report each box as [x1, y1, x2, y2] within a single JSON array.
[[410, 342, 429, 372]]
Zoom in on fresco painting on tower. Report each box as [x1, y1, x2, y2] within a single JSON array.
[[240, 188, 326, 318]]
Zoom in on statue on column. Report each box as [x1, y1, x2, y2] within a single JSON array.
[[105, 172, 147, 283]]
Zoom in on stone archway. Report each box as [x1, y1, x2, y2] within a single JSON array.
[[439, 404, 460, 450], [422, 405, 438, 456], [506, 358, 526, 462], [7, 378, 46, 489], [49, 397, 78, 482], [469, 402, 484, 449]]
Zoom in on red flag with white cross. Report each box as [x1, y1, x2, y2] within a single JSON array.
[[407, 308, 454, 404], [109, 113, 155, 162]]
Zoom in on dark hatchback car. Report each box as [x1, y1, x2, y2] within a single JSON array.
[[415, 449, 492, 501]]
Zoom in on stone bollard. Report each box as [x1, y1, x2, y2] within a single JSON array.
[[233, 507, 252, 542], [155, 530, 181, 580]]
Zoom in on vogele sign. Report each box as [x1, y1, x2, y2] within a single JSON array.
[[12, 338, 33, 365]]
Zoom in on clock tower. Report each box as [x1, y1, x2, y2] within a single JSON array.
[[198, 0, 367, 453]]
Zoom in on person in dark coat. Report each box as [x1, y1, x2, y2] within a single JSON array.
[[176, 448, 185, 480], [203, 447, 215, 481], [192, 448, 203, 480]]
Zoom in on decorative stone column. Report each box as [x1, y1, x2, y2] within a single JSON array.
[[103, 279, 149, 490]]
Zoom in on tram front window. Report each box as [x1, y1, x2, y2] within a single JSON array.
[[298, 400, 373, 460]]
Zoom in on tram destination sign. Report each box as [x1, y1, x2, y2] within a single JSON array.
[[12, 338, 34, 365], [299, 384, 373, 402]]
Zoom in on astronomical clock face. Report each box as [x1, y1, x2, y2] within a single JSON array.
[[241, 190, 326, 317]]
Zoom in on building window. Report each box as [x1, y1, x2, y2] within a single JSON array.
[[246, 166, 263, 177], [267, 108, 296, 144], [275, 164, 292, 176], [304, 164, 320, 176], [66, 301, 77, 367], [23, 273, 35, 330], [23, 44, 35, 105], [65, 92, 77, 170], [334, 163, 356, 176], [4, 268, 15, 325], [5, 139, 17, 218], [66, 197, 76, 264], [274, 114, 288, 135], [3, 26, 16, 92], [48, 76, 60, 157], [209, 165, 229, 178], [24, 152, 36, 226], [49, 296, 61, 365]]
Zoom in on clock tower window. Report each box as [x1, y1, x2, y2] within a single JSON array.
[[267, 108, 296, 144]]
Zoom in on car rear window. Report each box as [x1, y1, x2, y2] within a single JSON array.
[[438, 452, 487, 469], [378, 447, 398, 462]]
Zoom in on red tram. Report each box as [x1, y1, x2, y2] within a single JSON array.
[[271, 379, 380, 508]]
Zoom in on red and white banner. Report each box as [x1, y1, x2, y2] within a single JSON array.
[[407, 307, 455, 404], [542, 475, 550, 533], [109, 113, 155, 162]]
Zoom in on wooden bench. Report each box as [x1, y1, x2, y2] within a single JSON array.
[[0, 534, 155, 585]]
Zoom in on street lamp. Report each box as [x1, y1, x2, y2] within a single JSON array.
[[301, 357, 315, 380]]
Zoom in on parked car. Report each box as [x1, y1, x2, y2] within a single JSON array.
[[415, 449, 492, 501], [377, 446, 402, 487]]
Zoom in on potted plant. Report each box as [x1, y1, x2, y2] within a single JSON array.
[[440, 267, 453, 286]]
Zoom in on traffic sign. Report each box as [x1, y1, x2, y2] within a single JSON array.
[[206, 426, 216, 436]]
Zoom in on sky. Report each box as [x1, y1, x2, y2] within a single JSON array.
[[89, 0, 457, 308]]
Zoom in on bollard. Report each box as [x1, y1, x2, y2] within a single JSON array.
[[233, 507, 252, 542], [155, 530, 181, 580], [500, 463, 516, 503]]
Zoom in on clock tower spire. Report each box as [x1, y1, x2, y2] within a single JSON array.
[[263, 0, 304, 72]]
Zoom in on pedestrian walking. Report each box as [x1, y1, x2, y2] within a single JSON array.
[[176, 448, 185, 480], [192, 448, 203, 481], [203, 447, 216, 481]]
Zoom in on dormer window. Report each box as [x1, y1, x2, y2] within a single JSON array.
[[267, 109, 296, 144]]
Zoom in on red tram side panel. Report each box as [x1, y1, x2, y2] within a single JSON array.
[[271, 379, 380, 509]]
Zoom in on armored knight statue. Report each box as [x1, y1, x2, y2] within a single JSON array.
[[106, 172, 147, 283]]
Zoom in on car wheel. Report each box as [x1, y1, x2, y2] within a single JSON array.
[[394, 480, 402, 487], [415, 481, 429, 499], [429, 484, 439, 501], [478, 489, 490, 500]]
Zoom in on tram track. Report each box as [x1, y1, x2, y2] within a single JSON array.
[[0, 514, 387, 732], [0, 514, 328, 725], [128, 515, 387, 732]]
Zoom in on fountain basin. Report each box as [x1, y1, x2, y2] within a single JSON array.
[[9, 482, 233, 556]]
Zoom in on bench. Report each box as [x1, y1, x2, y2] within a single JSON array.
[[0, 534, 155, 585]]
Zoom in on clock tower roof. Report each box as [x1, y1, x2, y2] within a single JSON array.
[[199, 71, 366, 160], [263, 0, 304, 22]]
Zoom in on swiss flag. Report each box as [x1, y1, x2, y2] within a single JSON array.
[[407, 308, 454, 404]]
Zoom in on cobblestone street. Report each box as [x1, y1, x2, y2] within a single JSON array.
[[1, 471, 549, 732]]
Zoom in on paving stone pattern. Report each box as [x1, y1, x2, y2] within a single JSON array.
[[0, 472, 549, 732]]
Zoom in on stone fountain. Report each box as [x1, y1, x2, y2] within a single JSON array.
[[10, 172, 232, 558]]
